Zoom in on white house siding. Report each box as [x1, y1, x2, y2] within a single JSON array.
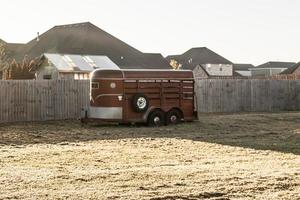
[[36, 62, 59, 80], [35, 61, 90, 80], [193, 65, 209, 79], [202, 64, 233, 76], [60, 73, 75, 80]]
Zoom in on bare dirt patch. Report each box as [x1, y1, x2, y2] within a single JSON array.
[[0, 112, 300, 199]]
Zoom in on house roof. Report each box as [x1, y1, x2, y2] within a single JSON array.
[[166, 47, 232, 70], [233, 64, 255, 71], [41, 53, 119, 72], [6, 43, 25, 57], [140, 53, 172, 70], [1, 38, 25, 56], [233, 71, 245, 77], [255, 61, 296, 69], [13, 22, 171, 69], [280, 62, 300, 74]]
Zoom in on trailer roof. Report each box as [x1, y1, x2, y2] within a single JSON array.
[[92, 69, 194, 79]]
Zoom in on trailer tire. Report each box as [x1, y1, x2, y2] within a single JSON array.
[[166, 109, 182, 125], [132, 93, 149, 113], [147, 110, 165, 127]]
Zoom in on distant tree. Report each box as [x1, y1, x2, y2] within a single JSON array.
[[170, 59, 182, 70], [0, 41, 36, 80], [7, 55, 36, 80], [0, 41, 11, 79]]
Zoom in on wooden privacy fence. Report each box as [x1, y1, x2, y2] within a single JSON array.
[[0, 80, 90, 123], [0, 79, 300, 123], [196, 79, 300, 113]]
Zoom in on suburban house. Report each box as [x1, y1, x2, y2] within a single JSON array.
[[250, 61, 296, 77], [280, 62, 300, 76], [166, 47, 233, 78], [34, 53, 119, 80], [1, 22, 171, 79], [233, 64, 254, 77]]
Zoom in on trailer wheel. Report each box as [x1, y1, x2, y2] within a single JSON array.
[[132, 93, 149, 113], [166, 109, 182, 125], [147, 110, 165, 127]]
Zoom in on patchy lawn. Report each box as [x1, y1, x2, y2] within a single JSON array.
[[0, 112, 299, 199]]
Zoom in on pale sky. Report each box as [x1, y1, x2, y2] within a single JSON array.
[[0, 0, 299, 65]]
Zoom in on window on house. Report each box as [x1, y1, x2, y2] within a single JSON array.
[[84, 73, 89, 80], [79, 74, 84, 80], [74, 73, 88, 80], [43, 75, 52, 80]]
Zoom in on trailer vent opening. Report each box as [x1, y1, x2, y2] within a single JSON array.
[[92, 82, 99, 89]]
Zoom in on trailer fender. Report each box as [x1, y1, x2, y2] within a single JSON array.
[[143, 106, 161, 122]]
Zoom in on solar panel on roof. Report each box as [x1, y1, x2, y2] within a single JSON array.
[[88, 56, 120, 70], [44, 53, 73, 71], [82, 56, 98, 69], [66, 54, 94, 71], [44, 53, 120, 72]]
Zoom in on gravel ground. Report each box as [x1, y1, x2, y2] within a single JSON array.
[[0, 112, 299, 199]]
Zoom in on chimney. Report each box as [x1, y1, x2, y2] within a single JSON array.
[[36, 32, 40, 42]]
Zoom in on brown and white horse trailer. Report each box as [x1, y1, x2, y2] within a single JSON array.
[[82, 69, 197, 126]]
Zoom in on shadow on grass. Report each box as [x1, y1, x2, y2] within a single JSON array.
[[0, 112, 299, 155]]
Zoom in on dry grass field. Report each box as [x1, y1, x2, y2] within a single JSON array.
[[0, 112, 300, 199]]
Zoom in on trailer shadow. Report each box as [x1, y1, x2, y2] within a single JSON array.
[[0, 112, 299, 155]]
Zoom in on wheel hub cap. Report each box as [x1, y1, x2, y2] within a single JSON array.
[[154, 116, 160, 125], [170, 115, 177, 123], [137, 97, 146, 109]]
